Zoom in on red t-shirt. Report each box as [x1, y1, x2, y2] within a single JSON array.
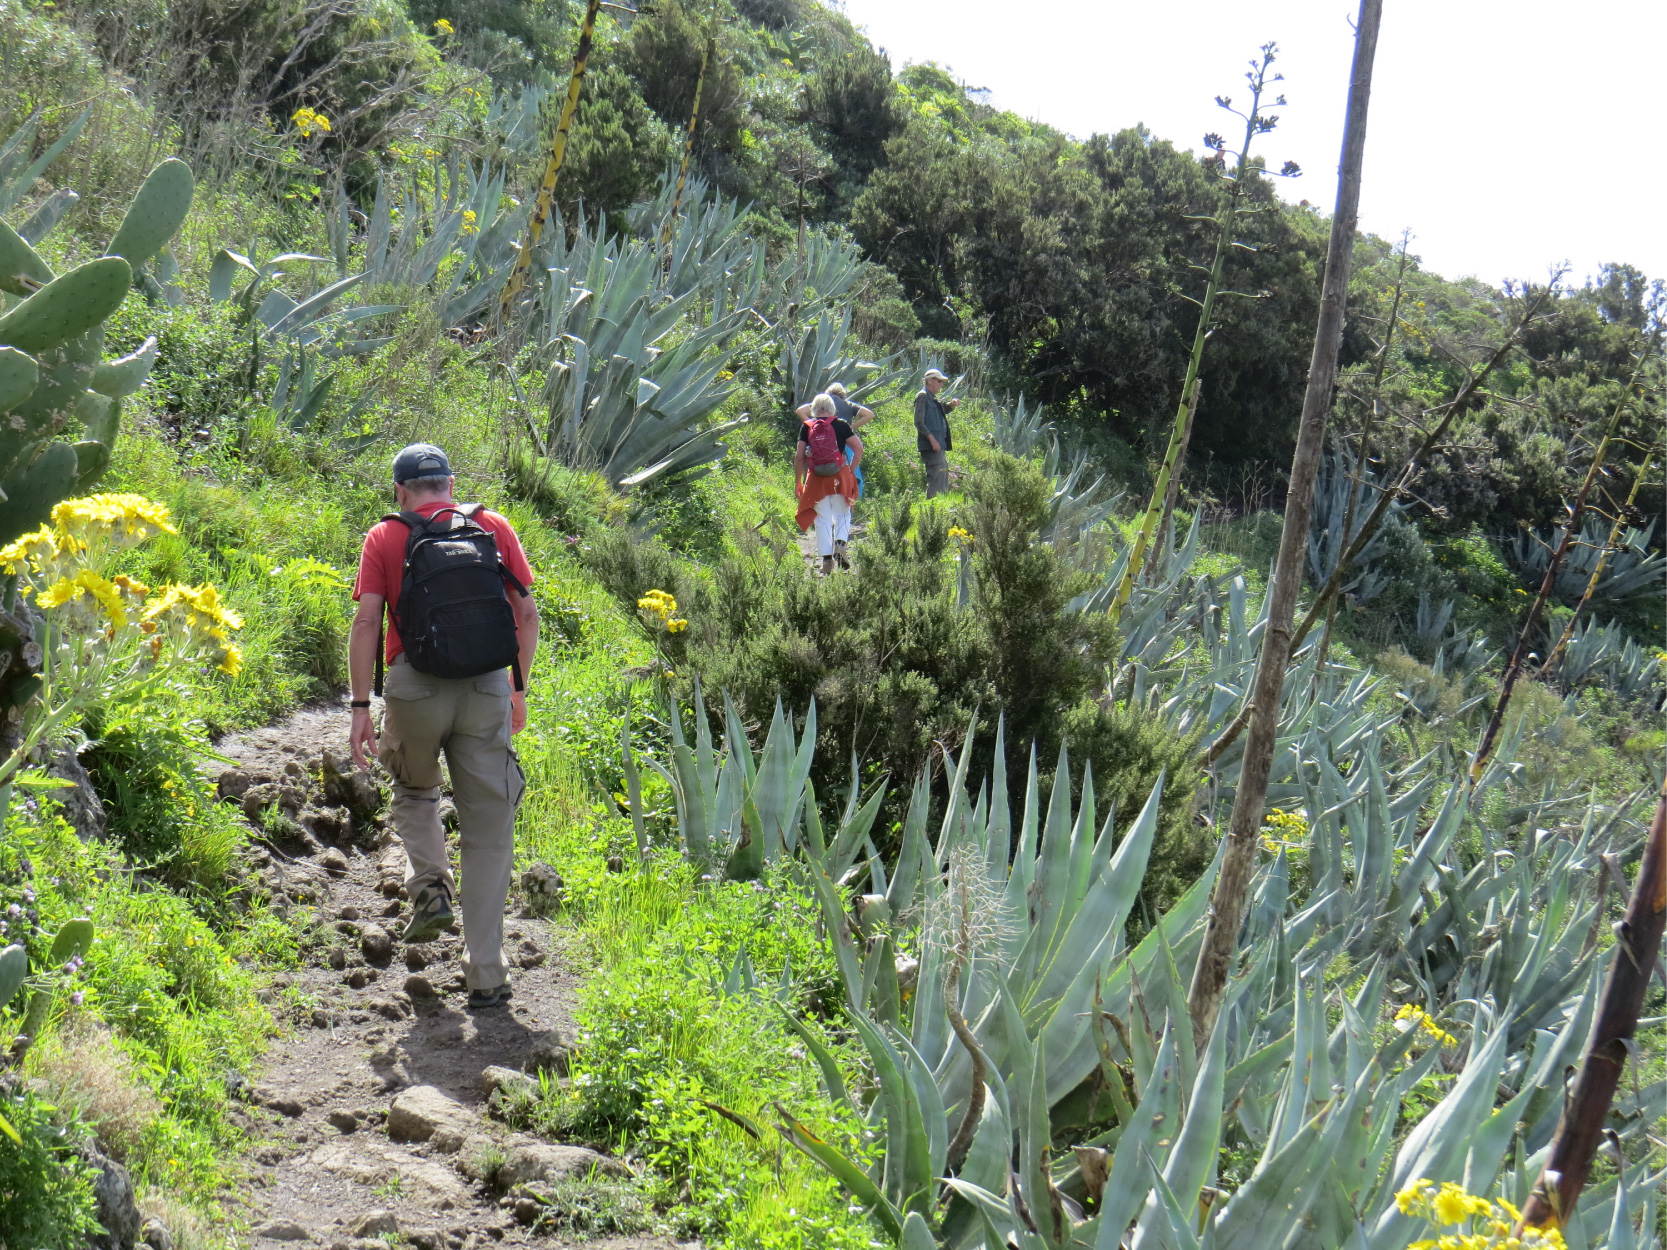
[[353, 501, 535, 663]]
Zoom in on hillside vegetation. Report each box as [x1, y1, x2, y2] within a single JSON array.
[[0, 0, 1661, 1247]]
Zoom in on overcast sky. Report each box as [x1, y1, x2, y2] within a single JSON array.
[[834, 0, 1663, 290]]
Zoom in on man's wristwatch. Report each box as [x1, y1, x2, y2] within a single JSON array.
[[350, 700, 371, 709]]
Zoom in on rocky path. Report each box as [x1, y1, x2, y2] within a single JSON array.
[[795, 518, 867, 573], [211, 706, 691, 1250]]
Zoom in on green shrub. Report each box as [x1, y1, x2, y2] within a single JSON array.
[[0, 1085, 98, 1250]]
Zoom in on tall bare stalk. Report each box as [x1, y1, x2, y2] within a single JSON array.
[[663, 34, 715, 246], [1539, 448, 1657, 682], [1108, 45, 1297, 623], [499, 0, 603, 320], [1152, 376, 1202, 579], [1313, 233, 1411, 674], [1467, 359, 1641, 784], [1518, 780, 1667, 1232], [1186, 0, 1384, 1052]]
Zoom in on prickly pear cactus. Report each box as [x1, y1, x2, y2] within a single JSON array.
[[0, 157, 195, 754]]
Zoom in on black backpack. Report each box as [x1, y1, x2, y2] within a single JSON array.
[[374, 505, 527, 695]]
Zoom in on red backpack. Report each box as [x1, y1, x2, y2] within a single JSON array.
[[806, 416, 843, 476]]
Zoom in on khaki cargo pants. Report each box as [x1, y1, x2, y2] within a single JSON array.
[[922, 448, 950, 498], [379, 657, 526, 990]]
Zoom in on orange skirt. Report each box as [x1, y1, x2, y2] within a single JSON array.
[[795, 465, 858, 532]]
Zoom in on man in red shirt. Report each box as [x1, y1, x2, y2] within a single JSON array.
[[348, 444, 540, 1010]]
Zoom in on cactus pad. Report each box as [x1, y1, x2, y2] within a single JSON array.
[[106, 158, 195, 271], [0, 257, 131, 355]]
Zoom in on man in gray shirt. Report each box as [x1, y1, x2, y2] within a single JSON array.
[[914, 368, 959, 498]]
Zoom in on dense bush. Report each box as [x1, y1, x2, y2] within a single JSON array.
[[587, 453, 1203, 858], [0, 1085, 98, 1249]]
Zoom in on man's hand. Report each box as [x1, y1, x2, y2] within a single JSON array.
[[945, 397, 960, 411], [928, 435, 942, 452], [511, 690, 528, 734], [350, 707, 378, 769]]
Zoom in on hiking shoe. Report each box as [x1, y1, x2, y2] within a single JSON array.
[[466, 983, 513, 1010], [402, 884, 455, 943], [820, 555, 834, 576], [834, 539, 850, 569]]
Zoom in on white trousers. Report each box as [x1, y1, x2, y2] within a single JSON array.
[[813, 493, 851, 556]]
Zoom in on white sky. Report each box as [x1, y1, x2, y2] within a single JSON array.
[[834, 0, 1664, 290]]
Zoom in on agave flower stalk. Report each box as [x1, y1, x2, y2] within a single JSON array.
[[1468, 354, 1643, 785], [499, 0, 602, 321], [1540, 447, 1657, 682], [663, 35, 715, 248], [1519, 779, 1667, 1233], [1188, 0, 1383, 1052], [1313, 232, 1412, 676], [1108, 44, 1295, 624]]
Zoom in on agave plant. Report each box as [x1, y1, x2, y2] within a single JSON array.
[[1512, 517, 1665, 609], [1308, 449, 1401, 607], [0, 108, 91, 219], [759, 712, 1660, 1248], [781, 307, 910, 411], [515, 211, 746, 488]]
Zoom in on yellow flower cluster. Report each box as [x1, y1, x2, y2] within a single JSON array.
[[637, 589, 688, 634], [2, 496, 242, 676], [1395, 1004, 1459, 1048], [143, 584, 246, 675], [292, 107, 332, 138], [1261, 806, 1309, 852], [461, 208, 479, 236], [434, 17, 455, 35], [1395, 1179, 1566, 1249], [947, 525, 972, 542]]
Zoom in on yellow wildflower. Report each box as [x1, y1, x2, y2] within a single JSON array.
[[217, 644, 244, 677], [292, 107, 333, 138], [0, 526, 58, 575], [36, 578, 79, 610], [1433, 1183, 1475, 1226], [434, 17, 455, 35], [667, 618, 688, 634], [461, 208, 479, 236], [1395, 1004, 1458, 1047], [1397, 1181, 1433, 1217], [947, 525, 972, 541]]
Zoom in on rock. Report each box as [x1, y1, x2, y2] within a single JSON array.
[[302, 805, 349, 843], [370, 996, 410, 1021], [338, 904, 361, 920], [359, 924, 394, 965], [438, 798, 458, 830], [404, 1229, 442, 1250], [429, 1126, 466, 1154], [404, 946, 429, 971], [242, 783, 282, 821], [326, 1109, 358, 1133], [379, 878, 404, 898], [404, 974, 438, 999], [254, 1086, 305, 1118], [496, 1142, 628, 1189], [512, 1197, 541, 1226], [318, 847, 349, 875], [348, 1210, 397, 1238], [323, 750, 385, 820], [48, 747, 107, 841], [387, 1085, 476, 1144], [140, 1216, 174, 1250], [515, 938, 546, 969], [523, 1029, 570, 1076], [216, 767, 255, 801], [86, 1150, 140, 1250], [344, 968, 369, 990], [520, 862, 563, 899], [252, 1219, 312, 1242], [277, 784, 308, 814], [311, 1141, 470, 1210], [605, 854, 624, 873], [479, 1066, 534, 1098], [325, 947, 348, 971], [309, 1008, 331, 1028], [455, 1132, 503, 1182], [384, 898, 405, 917]]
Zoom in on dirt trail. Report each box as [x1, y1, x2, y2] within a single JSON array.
[[795, 518, 867, 572], [209, 706, 692, 1250]]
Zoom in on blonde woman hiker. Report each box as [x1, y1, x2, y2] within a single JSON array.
[[794, 392, 863, 573], [795, 381, 873, 500]]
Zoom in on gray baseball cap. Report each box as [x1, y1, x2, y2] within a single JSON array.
[[923, 368, 949, 382], [392, 443, 452, 483]]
